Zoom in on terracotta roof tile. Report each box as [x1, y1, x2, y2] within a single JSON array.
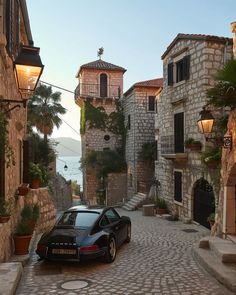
[[162, 33, 233, 59], [124, 78, 163, 97], [77, 59, 126, 76]]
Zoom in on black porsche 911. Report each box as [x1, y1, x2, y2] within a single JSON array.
[[36, 206, 131, 263]]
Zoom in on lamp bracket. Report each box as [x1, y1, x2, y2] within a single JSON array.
[[206, 135, 232, 149]]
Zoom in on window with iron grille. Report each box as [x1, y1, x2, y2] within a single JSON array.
[[174, 171, 182, 203]]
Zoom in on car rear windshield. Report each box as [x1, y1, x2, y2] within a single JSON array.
[[57, 211, 100, 227]]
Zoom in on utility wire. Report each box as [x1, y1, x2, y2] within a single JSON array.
[[56, 142, 81, 156], [40, 80, 75, 94], [59, 116, 81, 136]]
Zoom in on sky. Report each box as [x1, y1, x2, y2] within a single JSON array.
[[26, 0, 236, 141]]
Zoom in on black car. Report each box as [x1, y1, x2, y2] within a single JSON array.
[[36, 206, 131, 263]]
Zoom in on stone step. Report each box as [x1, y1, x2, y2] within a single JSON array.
[[122, 193, 147, 211], [209, 237, 236, 263]]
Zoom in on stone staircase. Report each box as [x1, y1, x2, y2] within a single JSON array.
[[193, 236, 236, 292], [122, 193, 147, 211]]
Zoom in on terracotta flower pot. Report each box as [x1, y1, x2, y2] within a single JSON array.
[[30, 179, 40, 189], [0, 215, 10, 223], [205, 160, 220, 169], [14, 234, 32, 255], [186, 143, 202, 151], [18, 185, 29, 196], [156, 208, 168, 215]]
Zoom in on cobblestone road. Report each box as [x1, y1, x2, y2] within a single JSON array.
[[16, 209, 233, 295]]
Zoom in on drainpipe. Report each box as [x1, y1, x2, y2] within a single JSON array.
[[231, 21, 236, 59]]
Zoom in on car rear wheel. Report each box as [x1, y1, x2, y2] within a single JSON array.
[[125, 224, 131, 243], [104, 237, 116, 263]]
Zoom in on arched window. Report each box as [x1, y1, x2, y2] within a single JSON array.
[[100, 73, 107, 97]]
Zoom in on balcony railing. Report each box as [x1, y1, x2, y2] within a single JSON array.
[[160, 135, 175, 154], [75, 83, 121, 100]]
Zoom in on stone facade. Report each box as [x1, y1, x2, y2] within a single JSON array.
[[123, 80, 162, 198], [155, 34, 233, 225], [51, 174, 72, 211], [0, 187, 56, 262], [75, 60, 126, 204], [107, 172, 127, 205], [0, 0, 41, 261]]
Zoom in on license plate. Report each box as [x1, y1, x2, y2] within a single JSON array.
[[52, 249, 76, 255]]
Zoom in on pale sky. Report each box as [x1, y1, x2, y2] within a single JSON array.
[[26, 0, 236, 141]]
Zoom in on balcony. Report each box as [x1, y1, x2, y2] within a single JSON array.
[[75, 83, 121, 100], [160, 135, 187, 161]]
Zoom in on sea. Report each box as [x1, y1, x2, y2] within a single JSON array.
[[56, 156, 83, 186]]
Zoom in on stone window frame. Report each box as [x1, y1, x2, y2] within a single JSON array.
[[173, 169, 183, 205], [167, 49, 190, 87]]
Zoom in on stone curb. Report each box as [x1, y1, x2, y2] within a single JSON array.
[[0, 262, 23, 295], [192, 245, 236, 293]]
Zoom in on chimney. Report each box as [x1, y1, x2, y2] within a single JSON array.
[[231, 21, 236, 59]]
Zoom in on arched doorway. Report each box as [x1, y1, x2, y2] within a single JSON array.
[[100, 73, 107, 97], [193, 178, 215, 229]]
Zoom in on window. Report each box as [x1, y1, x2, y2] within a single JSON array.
[[148, 96, 155, 112], [174, 171, 182, 203], [100, 73, 108, 97], [129, 173, 133, 187], [105, 209, 120, 223], [104, 134, 110, 141], [174, 112, 184, 153], [6, 0, 20, 57], [58, 211, 99, 227], [128, 115, 131, 130], [100, 215, 110, 227], [167, 55, 190, 85]]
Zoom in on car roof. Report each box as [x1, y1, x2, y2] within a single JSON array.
[[66, 205, 108, 214]]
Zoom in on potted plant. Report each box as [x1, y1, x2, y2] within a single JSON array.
[[18, 183, 30, 196], [0, 198, 14, 223], [207, 212, 215, 228], [201, 147, 221, 169], [28, 163, 43, 189], [184, 138, 202, 151], [20, 204, 40, 233], [155, 198, 168, 215], [14, 219, 32, 255]]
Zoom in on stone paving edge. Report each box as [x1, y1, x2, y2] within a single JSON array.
[[0, 262, 23, 295], [192, 245, 236, 293]]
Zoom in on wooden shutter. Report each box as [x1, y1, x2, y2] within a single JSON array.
[[5, 0, 20, 56], [174, 112, 184, 153], [148, 96, 155, 111], [23, 140, 29, 183], [174, 171, 182, 202], [167, 63, 174, 86], [183, 55, 190, 80]]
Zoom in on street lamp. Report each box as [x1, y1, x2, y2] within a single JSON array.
[[0, 45, 44, 113], [197, 107, 232, 149], [64, 164, 68, 171], [13, 45, 44, 99]]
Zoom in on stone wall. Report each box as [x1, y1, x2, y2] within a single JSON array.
[[107, 172, 127, 205], [51, 174, 72, 211], [124, 87, 157, 198], [156, 37, 233, 221], [0, 188, 56, 262]]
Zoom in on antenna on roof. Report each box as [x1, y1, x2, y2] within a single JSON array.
[[97, 47, 104, 60]]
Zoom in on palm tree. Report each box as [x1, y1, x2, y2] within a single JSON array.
[[28, 84, 66, 142], [207, 59, 236, 108]]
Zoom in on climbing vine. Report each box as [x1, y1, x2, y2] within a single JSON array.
[[0, 111, 15, 167]]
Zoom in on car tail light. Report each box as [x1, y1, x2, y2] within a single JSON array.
[[80, 245, 99, 253], [37, 244, 47, 252]]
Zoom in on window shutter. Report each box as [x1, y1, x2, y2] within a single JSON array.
[[148, 96, 155, 111], [167, 63, 174, 86], [174, 112, 184, 153], [183, 55, 190, 80], [23, 140, 29, 183], [174, 171, 182, 202], [128, 115, 131, 130]]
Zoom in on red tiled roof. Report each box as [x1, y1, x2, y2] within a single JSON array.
[[124, 78, 163, 97], [162, 33, 233, 59], [77, 59, 126, 76]]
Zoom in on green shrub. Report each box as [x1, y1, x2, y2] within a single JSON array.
[[156, 198, 167, 209], [29, 163, 43, 181]]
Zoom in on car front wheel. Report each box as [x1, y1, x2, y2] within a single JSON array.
[[104, 237, 116, 263]]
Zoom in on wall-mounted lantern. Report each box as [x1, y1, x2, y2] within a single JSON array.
[[197, 107, 232, 149]]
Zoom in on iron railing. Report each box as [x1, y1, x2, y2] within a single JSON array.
[[160, 135, 175, 154], [74, 83, 121, 100]]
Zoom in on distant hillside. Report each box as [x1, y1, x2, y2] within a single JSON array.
[[51, 137, 81, 157]]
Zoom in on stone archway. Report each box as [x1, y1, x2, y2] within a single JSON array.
[[193, 178, 215, 229]]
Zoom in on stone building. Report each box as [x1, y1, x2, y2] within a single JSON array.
[[75, 57, 127, 205], [0, 1, 55, 262], [155, 34, 233, 228], [123, 78, 163, 199]]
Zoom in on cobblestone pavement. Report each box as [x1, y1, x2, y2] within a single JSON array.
[[16, 209, 233, 295]]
